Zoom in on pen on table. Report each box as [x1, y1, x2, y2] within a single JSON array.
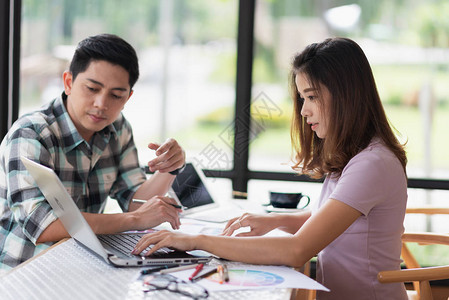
[[188, 263, 204, 281], [222, 264, 229, 282], [191, 267, 218, 283], [132, 198, 183, 209], [159, 264, 199, 274], [217, 265, 224, 284], [140, 265, 179, 275]]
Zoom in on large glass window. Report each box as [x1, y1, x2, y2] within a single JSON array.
[[247, 0, 449, 265], [20, 0, 238, 169], [249, 0, 449, 175], [19, 0, 449, 266]]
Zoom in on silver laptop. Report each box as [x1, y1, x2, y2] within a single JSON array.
[[171, 162, 245, 223], [21, 156, 211, 267]]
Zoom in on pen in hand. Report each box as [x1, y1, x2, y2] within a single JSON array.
[[132, 198, 183, 209]]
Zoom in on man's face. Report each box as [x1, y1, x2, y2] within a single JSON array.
[[63, 60, 133, 141]]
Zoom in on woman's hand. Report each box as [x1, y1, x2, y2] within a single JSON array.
[[132, 196, 182, 230], [132, 230, 196, 256], [221, 213, 280, 237]]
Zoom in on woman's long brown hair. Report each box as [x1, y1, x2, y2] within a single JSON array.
[[290, 37, 407, 179]]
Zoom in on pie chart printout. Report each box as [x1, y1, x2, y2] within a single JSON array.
[[207, 269, 284, 287]]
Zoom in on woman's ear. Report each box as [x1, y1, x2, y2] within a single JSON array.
[[62, 71, 73, 95]]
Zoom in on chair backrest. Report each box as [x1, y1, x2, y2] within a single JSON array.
[[405, 207, 449, 215], [378, 232, 449, 300]]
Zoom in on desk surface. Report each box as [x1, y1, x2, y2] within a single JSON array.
[[0, 198, 325, 300], [0, 228, 300, 300], [0, 238, 293, 300]]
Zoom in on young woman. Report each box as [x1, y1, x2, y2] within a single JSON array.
[[133, 37, 408, 300]]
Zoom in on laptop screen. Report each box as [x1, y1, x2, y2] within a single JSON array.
[[171, 163, 215, 209]]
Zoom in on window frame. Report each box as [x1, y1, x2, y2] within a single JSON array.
[[0, 0, 20, 139]]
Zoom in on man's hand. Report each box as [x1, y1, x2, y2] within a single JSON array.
[[147, 138, 185, 173], [132, 196, 182, 230]]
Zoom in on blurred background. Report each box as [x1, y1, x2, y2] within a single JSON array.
[[16, 0, 449, 266]]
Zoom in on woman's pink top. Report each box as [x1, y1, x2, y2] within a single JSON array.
[[314, 139, 408, 300]]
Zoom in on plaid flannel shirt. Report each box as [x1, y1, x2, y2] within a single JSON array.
[[0, 94, 146, 270]]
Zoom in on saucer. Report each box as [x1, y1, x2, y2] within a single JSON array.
[[264, 205, 305, 213]]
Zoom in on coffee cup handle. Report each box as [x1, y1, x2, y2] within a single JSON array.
[[297, 195, 310, 209]]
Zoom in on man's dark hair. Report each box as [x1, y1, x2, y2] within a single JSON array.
[[69, 33, 139, 89]]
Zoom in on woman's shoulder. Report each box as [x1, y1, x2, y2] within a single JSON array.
[[345, 138, 405, 179], [356, 138, 396, 162], [330, 138, 407, 214]]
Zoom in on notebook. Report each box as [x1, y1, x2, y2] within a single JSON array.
[[20, 156, 211, 268], [171, 162, 245, 223]]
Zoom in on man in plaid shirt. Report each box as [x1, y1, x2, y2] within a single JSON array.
[[0, 34, 185, 270]]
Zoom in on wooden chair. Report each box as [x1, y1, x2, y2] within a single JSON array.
[[296, 208, 449, 300], [378, 207, 449, 300], [294, 208, 449, 300]]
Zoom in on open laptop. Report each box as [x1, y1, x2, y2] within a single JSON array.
[[171, 162, 245, 223], [21, 156, 211, 268]]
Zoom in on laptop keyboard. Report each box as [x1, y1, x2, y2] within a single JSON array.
[[98, 233, 171, 258]]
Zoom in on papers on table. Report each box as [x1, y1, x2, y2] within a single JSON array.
[[159, 263, 329, 292], [152, 219, 329, 292]]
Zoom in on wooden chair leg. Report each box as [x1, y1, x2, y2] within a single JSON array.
[[401, 243, 420, 295], [292, 261, 316, 300], [418, 281, 432, 300], [309, 290, 316, 300], [292, 289, 311, 300]]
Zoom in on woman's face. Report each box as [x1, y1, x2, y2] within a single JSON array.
[[295, 73, 330, 139]]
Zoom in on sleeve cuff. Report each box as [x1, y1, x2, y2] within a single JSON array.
[[24, 209, 58, 245]]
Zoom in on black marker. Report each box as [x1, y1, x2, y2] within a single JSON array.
[[190, 267, 218, 282], [141, 265, 180, 275]]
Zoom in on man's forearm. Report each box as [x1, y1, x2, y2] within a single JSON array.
[[129, 172, 175, 211], [36, 212, 136, 243], [83, 212, 136, 234]]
